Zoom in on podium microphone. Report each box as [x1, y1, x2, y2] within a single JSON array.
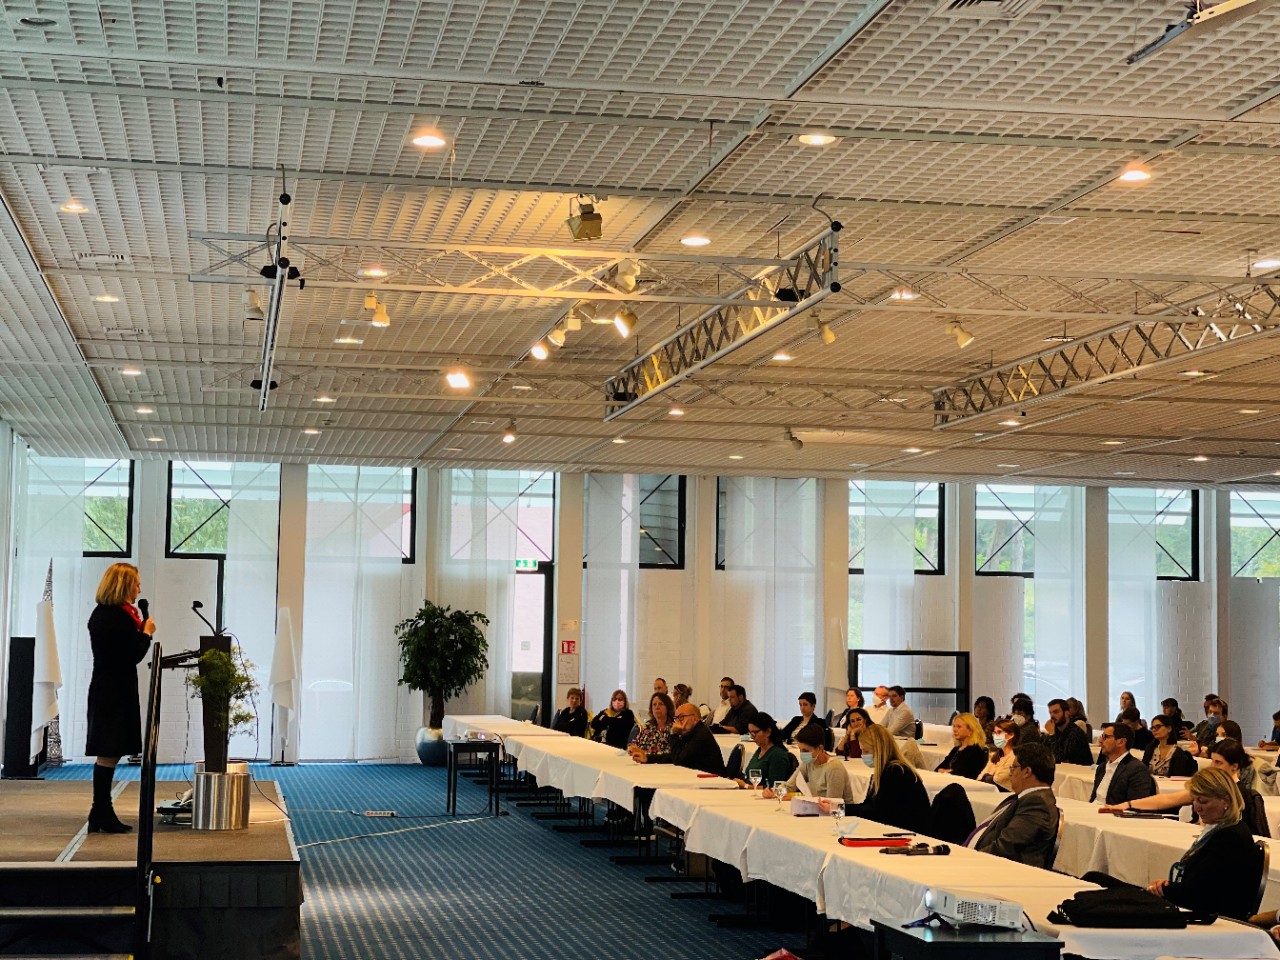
[[138, 598, 149, 622], [192, 600, 219, 636]]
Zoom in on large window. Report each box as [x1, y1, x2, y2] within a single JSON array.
[[1109, 488, 1198, 581], [83, 459, 133, 557], [848, 481, 943, 574], [168, 461, 291, 557], [976, 484, 1037, 575], [1231, 490, 1280, 577], [639, 474, 685, 569]]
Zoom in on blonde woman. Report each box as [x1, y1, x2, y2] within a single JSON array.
[[86, 562, 156, 833], [822, 724, 929, 832], [936, 712, 988, 779]]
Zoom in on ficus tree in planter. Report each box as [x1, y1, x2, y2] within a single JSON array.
[[187, 648, 258, 775], [397, 601, 489, 745]]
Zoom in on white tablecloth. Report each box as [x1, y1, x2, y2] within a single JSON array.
[[1054, 763, 1189, 803], [442, 714, 569, 740]]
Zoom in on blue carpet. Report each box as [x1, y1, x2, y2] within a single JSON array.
[[44, 762, 807, 959]]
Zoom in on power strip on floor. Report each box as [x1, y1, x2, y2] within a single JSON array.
[[364, 810, 397, 817]]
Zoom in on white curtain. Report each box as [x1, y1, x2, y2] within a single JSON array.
[[10, 453, 86, 756], [721, 477, 817, 716], [859, 481, 919, 691], [432, 469, 520, 717], [301, 465, 415, 759], [1031, 486, 1086, 705], [581, 474, 641, 708], [1109, 489, 1158, 714], [221, 462, 280, 760]]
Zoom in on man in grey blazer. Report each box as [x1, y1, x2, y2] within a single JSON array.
[[1089, 722, 1157, 805], [973, 743, 1060, 869]]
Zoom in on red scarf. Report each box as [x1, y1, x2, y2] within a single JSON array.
[[121, 603, 143, 629]]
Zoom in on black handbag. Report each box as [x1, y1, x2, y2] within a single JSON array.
[[1049, 887, 1213, 929]]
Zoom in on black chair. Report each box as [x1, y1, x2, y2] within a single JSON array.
[[824, 726, 835, 751], [628, 723, 641, 743], [783, 751, 799, 778], [1049, 809, 1066, 871], [528, 704, 539, 725], [724, 744, 744, 781], [823, 709, 834, 727], [928, 782, 975, 845], [1253, 839, 1271, 917], [913, 718, 924, 740]]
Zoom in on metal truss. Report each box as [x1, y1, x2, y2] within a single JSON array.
[[932, 282, 1280, 428], [602, 227, 841, 421], [188, 232, 798, 307]]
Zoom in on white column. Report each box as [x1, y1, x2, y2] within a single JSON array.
[[273, 463, 307, 761], [1084, 486, 1109, 721], [554, 472, 585, 708], [0, 424, 15, 752], [691, 475, 718, 704], [818, 478, 851, 712], [953, 483, 974, 654], [1211, 489, 1230, 699]]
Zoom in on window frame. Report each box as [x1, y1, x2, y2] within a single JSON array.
[[847, 481, 946, 577], [1157, 488, 1199, 582], [638, 474, 686, 571], [974, 483, 1037, 578], [83, 459, 135, 559], [1229, 489, 1280, 578]]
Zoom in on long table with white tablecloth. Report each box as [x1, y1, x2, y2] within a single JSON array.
[[451, 714, 1280, 960]]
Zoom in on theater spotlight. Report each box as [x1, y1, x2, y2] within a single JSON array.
[[547, 326, 567, 348], [946, 321, 975, 349], [614, 307, 637, 339], [502, 421, 517, 444], [816, 315, 836, 345], [243, 289, 265, 322], [566, 195, 603, 241]]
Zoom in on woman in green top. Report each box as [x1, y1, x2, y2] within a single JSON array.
[[735, 712, 793, 788]]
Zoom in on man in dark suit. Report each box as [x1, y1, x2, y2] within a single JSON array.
[[1089, 722, 1157, 805], [632, 704, 725, 776], [973, 743, 1060, 869], [1044, 698, 1094, 766]]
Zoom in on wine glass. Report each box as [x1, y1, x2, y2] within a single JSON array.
[[775, 783, 789, 810], [749, 769, 763, 792], [831, 804, 845, 836]]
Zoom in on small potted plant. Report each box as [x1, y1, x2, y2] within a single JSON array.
[[397, 600, 489, 766], [187, 647, 257, 829]]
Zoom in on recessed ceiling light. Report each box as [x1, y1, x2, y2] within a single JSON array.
[[146, 436, 163, 443], [303, 428, 322, 436], [1189, 455, 1209, 462], [997, 463, 1020, 468], [903, 447, 923, 454], [998, 418, 1021, 427], [1253, 258, 1280, 271], [1238, 408, 1262, 415], [135, 406, 153, 414], [511, 384, 533, 391], [19, 16, 57, 27], [668, 406, 684, 416], [681, 235, 711, 247], [121, 366, 142, 376], [1117, 163, 1152, 183], [772, 351, 793, 362], [59, 199, 89, 214], [94, 294, 119, 303], [1102, 440, 1125, 445], [797, 133, 838, 146], [612, 437, 627, 444], [728, 454, 744, 460], [890, 288, 917, 301], [314, 395, 337, 404], [848, 462, 869, 467], [1180, 369, 1211, 377], [1273, 471, 1280, 477], [334, 336, 364, 345], [411, 130, 448, 149], [1114, 471, 1136, 476], [357, 266, 389, 278], [444, 447, 463, 453]]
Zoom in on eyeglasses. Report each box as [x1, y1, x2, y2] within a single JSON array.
[[747, 728, 763, 736]]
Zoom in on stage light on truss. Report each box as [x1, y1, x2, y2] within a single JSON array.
[[614, 307, 637, 338], [530, 341, 550, 360], [566, 196, 603, 241], [946, 321, 975, 349], [815, 315, 836, 345], [502, 421, 517, 444], [371, 301, 390, 327], [547, 326, 567, 348]]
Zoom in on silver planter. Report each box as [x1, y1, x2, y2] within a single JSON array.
[[192, 760, 250, 831]]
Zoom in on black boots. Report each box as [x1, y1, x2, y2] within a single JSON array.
[[87, 763, 132, 833]]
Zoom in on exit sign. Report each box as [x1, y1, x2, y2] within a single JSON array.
[[514, 558, 538, 571]]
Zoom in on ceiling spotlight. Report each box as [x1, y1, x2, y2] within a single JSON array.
[[614, 307, 637, 338], [815, 315, 836, 345], [59, 199, 89, 214], [445, 366, 473, 390], [1238, 408, 1262, 415], [613, 259, 641, 293], [785, 428, 803, 452], [371, 302, 390, 328], [363, 292, 379, 311], [890, 287, 917, 301], [1102, 440, 1125, 445], [1180, 369, 1211, 378], [121, 366, 143, 377], [902, 447, 924, 454], [566, 195, 603, 241], [547, 326, 567, 348], [358, 265, 389, 278], [612, 437, 628, 444], [315, 395, 336, 404], [1117, 163, 1152, 183], [502, 421, 517, 444], [243, 288, 264, 322], [303, 428, 322, 436], [1254, 257, 1280, 271], [681, 235, 711, 247], [530, 341, 550, 360], [772, 351, 793, 362], [135, 406, 154, 414], [728, 454, 744, 460], [668, 405, 684, 417], [575, 301, 607, 325], [334, 336, 363, 345], [1189, 455, 1209, 462], [411, 129, 448, 149], [999, 418, 1021, 427], [796, 132, 838, 146], [146, 436, 163, 443], [946, 321, 975, 349], [95, 294, 119, 303]]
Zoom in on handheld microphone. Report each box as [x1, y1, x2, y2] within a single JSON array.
[[881, 843, 951, 856], [191, 600, 218, 636], [138, 598, 149, 621]]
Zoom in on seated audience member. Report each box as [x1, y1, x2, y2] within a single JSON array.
[[1044, 698, 1093, 766], [652, 677, 669, 697], [972, 743, 1060, 869], [631, 703, 725, 776], [1089, 722, 1157, 805], [1258, 710, 1280, 751], [972, 696, 996, 730], [936, 712, 988, 779], [781, 691, 827, 742], [1010, 697, 1042, 745], [710, 684, 758, 735], [832, 687, 862, 729], [895, 733, 928, 770], [881, 685, 916, 738], [711, 677, 734, 725], [552, 687, 589, 737], [1184, 696, 1228, 756], [835, 707, 872, 759], [1120, 706, 1153, 750], [768, 724, 852, 802], [1162, 696, 1193, 732], [1142, 714, 1198, 779], [979, 718, 1020, 791], [1219, 720, 1279, 796], [829, 724, 930, 833], [1114, 690, 1137, 725], [1103, 738, 1270, 838], [629, 693, 676, 759], [590, 689, 636, 748], [735, 712, 793, 788], [1114, 768, 1261, 921], [866, 685, 891, 725], [671, 683, 692, 709], [1066, 697, 1092, 740]]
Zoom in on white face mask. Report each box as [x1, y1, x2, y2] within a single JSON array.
[[992, 734, 1008, 749], [1013, 715, 1027, 727]]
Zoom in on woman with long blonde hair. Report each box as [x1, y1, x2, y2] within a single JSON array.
[[936, 712, 989, 779], [85, 562, 156, 833], [830, 723, 930, 832]]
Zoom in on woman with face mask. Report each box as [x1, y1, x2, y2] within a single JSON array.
[[821, 724, 930, 832], [1009, 697, 1042, 744], [765, 723, 852, 801], [978, 718, 1020, 790], [590, 689, 636, 748]]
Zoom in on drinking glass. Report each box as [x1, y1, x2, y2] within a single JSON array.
[[831, 805, 845, 836], [749, 769, 763, 792], [775, 784, 789, 809]]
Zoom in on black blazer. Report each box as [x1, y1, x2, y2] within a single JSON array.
[[780, 713, 827, 742], [975, 787, 1059, 869], [85, 604, 151, 757], [1089, 752, 1158, 804], [651, 722, 726, 776], [552, 705, 589, 737], [1162, 820, 1260, 920], [845, 762, 930, 833], [935, 743, 987, 780], [591, 708, 636, 748], [1141, 741, 1198, 778]]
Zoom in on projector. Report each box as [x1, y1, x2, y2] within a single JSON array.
[[925, 887, 1024, 930]]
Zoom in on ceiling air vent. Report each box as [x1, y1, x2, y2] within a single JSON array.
[[935, 0, 1046, 19], [75, 252, 131, 265]]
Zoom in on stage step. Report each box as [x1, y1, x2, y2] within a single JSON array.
[[0, 864, 136, 957]]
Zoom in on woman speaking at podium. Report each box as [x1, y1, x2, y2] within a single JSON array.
[[85, 562, 156, 833]]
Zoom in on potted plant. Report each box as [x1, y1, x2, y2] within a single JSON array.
[[397, 600, 489, 766], [186, 647, 258, 829]]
